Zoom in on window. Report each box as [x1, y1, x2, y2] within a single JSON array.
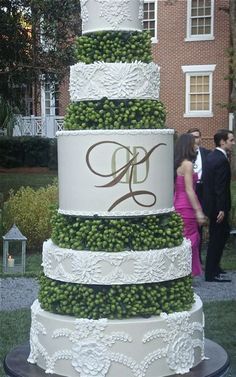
[[186, 0, 214, 41], [143, 1, 157, 43], [182, 65, 216, 117], [41, 80, 59, 116]]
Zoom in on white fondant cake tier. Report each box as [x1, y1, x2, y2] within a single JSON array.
[[81, 0, 143, 34], [28, 296, 204, 377], [57, 129, 174, 217], [70, 62, 160, 101], [42, 238, 192, 285]]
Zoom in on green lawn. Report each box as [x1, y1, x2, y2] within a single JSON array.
[[0, 301, 235, 377], [204, 301, 236, 377], [201, 236, 236, 271], [0, 309, 31, 377], [0, 171, 57, 203]]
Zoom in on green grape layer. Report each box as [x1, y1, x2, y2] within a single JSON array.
[[74, 31, 152, 64], [64, 98, 166, 130], [51, 211, 183, 252], [39, 274, 194, 319]]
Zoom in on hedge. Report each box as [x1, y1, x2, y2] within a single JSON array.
[[0, 136, 57, 169]]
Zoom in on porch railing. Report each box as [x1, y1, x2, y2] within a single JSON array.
[[13, 115, 64, 138]]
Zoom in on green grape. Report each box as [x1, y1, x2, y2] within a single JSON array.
[[38, 274, 193, 320]]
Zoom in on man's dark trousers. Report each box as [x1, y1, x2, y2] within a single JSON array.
[[205, 214, 229, 279]]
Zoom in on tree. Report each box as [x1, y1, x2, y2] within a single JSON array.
[[0, 0, 81, 112], [0, 0, 32, 109]]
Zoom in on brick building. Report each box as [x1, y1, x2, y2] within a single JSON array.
[[42, 0, 231, 148], [148, 0, 231, 148]]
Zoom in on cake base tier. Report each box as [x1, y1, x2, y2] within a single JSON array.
[[4, 340, 230, 377], [26, 296, 204, 376]]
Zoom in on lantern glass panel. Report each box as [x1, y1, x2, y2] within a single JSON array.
[[8, 241, 21, 264]]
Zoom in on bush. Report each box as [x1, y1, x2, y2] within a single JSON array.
[[0, 136, 58, 169], [2, 182, 58, 250], [0, 137, 23, 167]]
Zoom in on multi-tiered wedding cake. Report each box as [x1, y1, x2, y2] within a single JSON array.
[[28, 1, 204, 376]]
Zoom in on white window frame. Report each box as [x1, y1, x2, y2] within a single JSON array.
[[229, 113, 234, 131], [182, 64, 216, 117], [41, 80, 59, 117], [143, 0, 158, 43], [185, 0, 214, 42]]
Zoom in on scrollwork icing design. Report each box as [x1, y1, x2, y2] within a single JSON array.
[[143, 300, 204, 375], [70, 62, 160, 101], [42, 238, 192, 285], [95, 0, 132, 29], [29, 298, 203, 376], [27, 301, 49, 367]]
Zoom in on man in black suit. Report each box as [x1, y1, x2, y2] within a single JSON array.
[[187, 128, 210, 205], [203, 129, 235, 282], [187, 128, 210, 262]]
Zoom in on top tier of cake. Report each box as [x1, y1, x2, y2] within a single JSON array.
[[81, 0, 144, 34]]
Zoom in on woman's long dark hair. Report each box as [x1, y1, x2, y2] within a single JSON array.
[[174, 133, 196, 180]]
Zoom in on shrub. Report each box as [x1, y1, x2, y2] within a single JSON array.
[[0, 136, 58, 169], [2, 182, 58, 250]]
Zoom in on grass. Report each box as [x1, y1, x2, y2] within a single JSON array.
[[201, 237, 236, 271], [0, 309, 31, 377], [0, 171, 57, 203], [221, 239, 236, 270], [0, 302, 235, 377], [204, 301, 236, 377]]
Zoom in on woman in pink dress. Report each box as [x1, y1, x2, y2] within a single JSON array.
[[174, 133, 205, 276]]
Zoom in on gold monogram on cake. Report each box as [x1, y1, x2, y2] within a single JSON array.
[[86, 140, 166, 211]]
